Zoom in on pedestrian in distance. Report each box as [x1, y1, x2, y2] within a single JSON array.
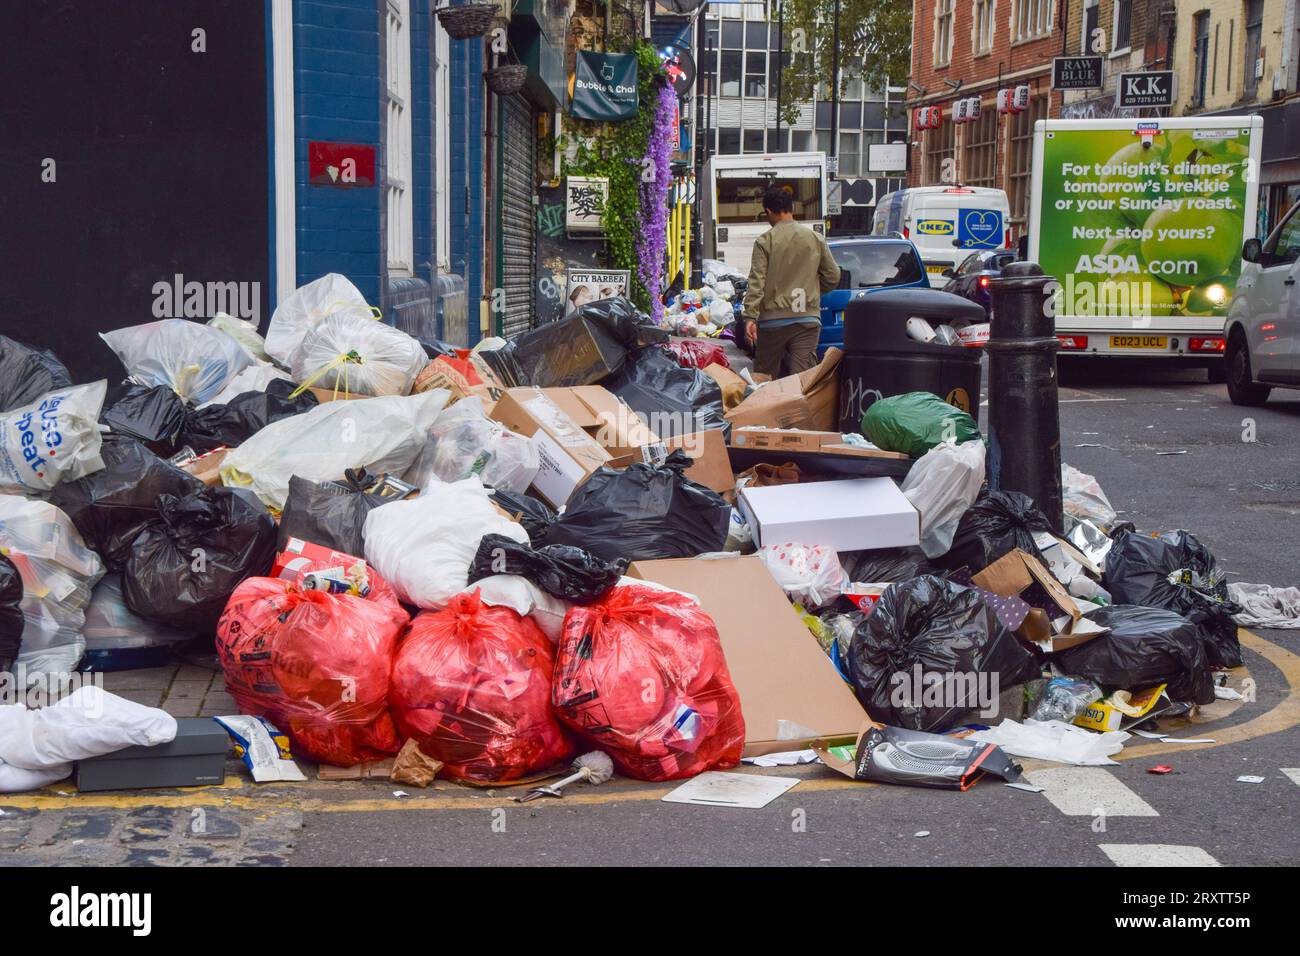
[[741, 185, 841, 378]]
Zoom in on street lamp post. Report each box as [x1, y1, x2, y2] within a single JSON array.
[[829, 0, 840, 174]]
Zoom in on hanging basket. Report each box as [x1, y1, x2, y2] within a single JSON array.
[[436, 3, 497, 40], [485, 64, 527, 96]]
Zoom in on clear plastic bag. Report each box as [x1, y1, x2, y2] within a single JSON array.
[[220, 390, 448, 510], [404, 397, 538, 493], [264, 273, 373, 365], [0, 496, 105, 687], [1062, 463, 1117, 528], [82, 573, 193, 670], [362, 476, 530, 608], [1026, 676, 1104, 723], [101, 319, 253, 404], [208, 312, 270, 363], [900, 439, 987, 558], [759, 543, 848, 608], [289, 312, 427, 397], [0, 380, 108, 494]]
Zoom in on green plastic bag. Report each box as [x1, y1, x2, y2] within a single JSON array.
[[862, 391, 981, 458]]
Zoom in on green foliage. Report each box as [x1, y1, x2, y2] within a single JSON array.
[[561, 40, 663, 311], [776, 0, 911, 127]]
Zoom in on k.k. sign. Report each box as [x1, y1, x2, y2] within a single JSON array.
[[570, 52, 639, 121], [1116, 71, 1175, 109]]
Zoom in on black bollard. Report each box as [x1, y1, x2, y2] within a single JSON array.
[[986, 261, 1064, 534]]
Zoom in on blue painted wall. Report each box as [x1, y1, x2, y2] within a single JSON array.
[[448, 24, 485, 343]]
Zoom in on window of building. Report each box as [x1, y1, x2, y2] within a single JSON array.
[[1114, 0, 1132, 50], [745, 21, 767, 47], [385, 0, 413, 274], [719, 128, 741, 154], [840, 102, 862, 128], [1244, 0, 1263, 99], [816, 130, 833, 154], [815, 101, 832, 129], [1015, 0, 1052, 40], [1192, 10, 1211, 106], [964, 107, 997, 188], [1009, 95, 1046, 222], [791, 130, 812, 151], [839, 132, 860, 177], [1082, 0, 1099, 53], [974, 0, 995, 54], [745, 50, 767, 97], [844, 67, 864, 100], [768, 127, 787, 152], [720, 19, 743, 47], [924, 121, 955, 184], [743, 129, 765, 152], [721, 50, 742, 96], [935, 0, 955, 66]]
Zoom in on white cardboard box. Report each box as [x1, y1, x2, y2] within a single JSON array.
[[737, 477, 920, 551]]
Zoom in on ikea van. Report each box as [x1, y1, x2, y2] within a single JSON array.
[[872, 185, 1012, 279]]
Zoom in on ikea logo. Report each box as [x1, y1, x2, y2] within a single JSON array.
[[916, 219, 954, 235]]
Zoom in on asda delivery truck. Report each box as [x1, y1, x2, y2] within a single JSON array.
[[1028, 116, 1262, 373]]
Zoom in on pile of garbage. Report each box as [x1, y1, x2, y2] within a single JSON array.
[[0, 274, 1266, 797], [657, 259, 747, 338]]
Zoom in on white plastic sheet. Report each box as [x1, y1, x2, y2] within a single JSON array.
[[1228, 582, 1300, 629], [404, 397, 538, 493], [967, 718, 1129, 766], [900, 439, 987, 558], [1062, 463, 1117, 528], [290, 312, 426, 397], [363, 477, 529, 608], [201, 363, 294, 408], [0, 380, 107, 493], [100, 319, 252, 404], [264, 272, 373, 365], [0, 685, 177, 792], [0, 496, 105, 686], [220, 390, 448, 510]]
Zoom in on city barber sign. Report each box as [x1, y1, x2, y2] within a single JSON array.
[[570, 52, 639, 121]]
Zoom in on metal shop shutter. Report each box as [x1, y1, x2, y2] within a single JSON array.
[[499, 94, 536, 337]]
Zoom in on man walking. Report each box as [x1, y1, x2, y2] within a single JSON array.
[[741, 186, 841, 377]]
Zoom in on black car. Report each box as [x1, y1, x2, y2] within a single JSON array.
[[941, 249, 1018, 317]]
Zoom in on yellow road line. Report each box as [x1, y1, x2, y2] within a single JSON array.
[[3, 631, 1295, 814]]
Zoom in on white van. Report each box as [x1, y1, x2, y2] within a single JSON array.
[[872, 185, 1013, 279]]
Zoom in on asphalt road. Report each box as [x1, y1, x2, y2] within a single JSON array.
[[284, 360, 1300, 868]]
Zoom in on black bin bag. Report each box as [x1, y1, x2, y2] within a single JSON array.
[[179, 379, 319, 452], [847, 575, 1042, 732], [468, 533, 627, 604], [840, 546, 936, 584], [0, 553, 25, 673], [542, 451, 731, 562], [277, 470, 394, 557], [101, 385, 188, 456], [49, 435, 205, 571], [602, 345, 728, 439], [1103, 528, 1242, 668], [0, 335, 73, 412], [490, 489, 556, 543], [123, 486, 278, 633], [1051, 605, 1215, 705], [938, 490, 1053, 571]]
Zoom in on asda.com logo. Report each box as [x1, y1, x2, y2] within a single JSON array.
[[916, 219, 954, 235]]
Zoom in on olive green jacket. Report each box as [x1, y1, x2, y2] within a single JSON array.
[[741, 220, 841, 322]]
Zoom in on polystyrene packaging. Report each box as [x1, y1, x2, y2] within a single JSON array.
[[220, 390, 449, 510], [0, 380, 108, 494], [389, 592, 573, 782], [264, 273, 373, 365], [0, 496, 105, 687], [363, 477, 530, 608], [404, 397, 539, 493], [290, 312, 426, 397], [100, 319, 252, 404]]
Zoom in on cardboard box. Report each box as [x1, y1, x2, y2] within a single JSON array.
[[702, 363, 748, 410], [272, 537, 368, 581], [664, 428, 734, 494], [542, 386, 666, 463], [737, 477, 920, 551], [729, 427, 909, 460], [489, 387, 618, 508], [971, 549, 1105, 651], [725, 347, 841, 431], [179, 446, 230, 487], [627, 556, 869, 756], [76, 718, 229, 792]]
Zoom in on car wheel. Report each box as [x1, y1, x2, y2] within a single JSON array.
[[1225, 331, 1271, 406]]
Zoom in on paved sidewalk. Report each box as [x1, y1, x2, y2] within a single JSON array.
[[99, 653, 235, 720]]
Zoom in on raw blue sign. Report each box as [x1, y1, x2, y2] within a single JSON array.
[[957, 208, 1003, 249], [569, 52, 639, 121]]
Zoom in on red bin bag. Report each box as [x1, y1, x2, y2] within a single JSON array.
[[552, 583, 745, 781], [216, 575, 408, 766], [389, 591, 572, 783]]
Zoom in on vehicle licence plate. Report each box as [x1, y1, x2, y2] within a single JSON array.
[[926, 264, 949, 276], [1110, 335, 1168, 350]]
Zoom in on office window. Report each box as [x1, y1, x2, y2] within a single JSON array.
[[1015, 0, 1052, 40], [815, 101, 832, 129], [862, 101, 886, 128], [840, 102, 862, 128], [1192, 10, 1211, 106], [1082, 0, 1099, 53], [924, 121, 955, 184], [745, 21, 768, 47], [721, 50, 742, 96], [1009, 95, 1046, 221], [844, 69, 864, 100], [816, 130, 833, 154], [768, 128, 787, 152], [385, 0, 412, 273], [719, 128, 741, 153], [935, 0, 954, 66], [974, 0, 994, 54], [839, 132, 860, 178], [743, 129, 765, 153], [1244, 0, 1263, 98], [1114, 0, 1132, 49], [720, 19, 743, 47], [964, 107, 997, 188], [791, 130, 812, 151], [745, 50, 767, 97]]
